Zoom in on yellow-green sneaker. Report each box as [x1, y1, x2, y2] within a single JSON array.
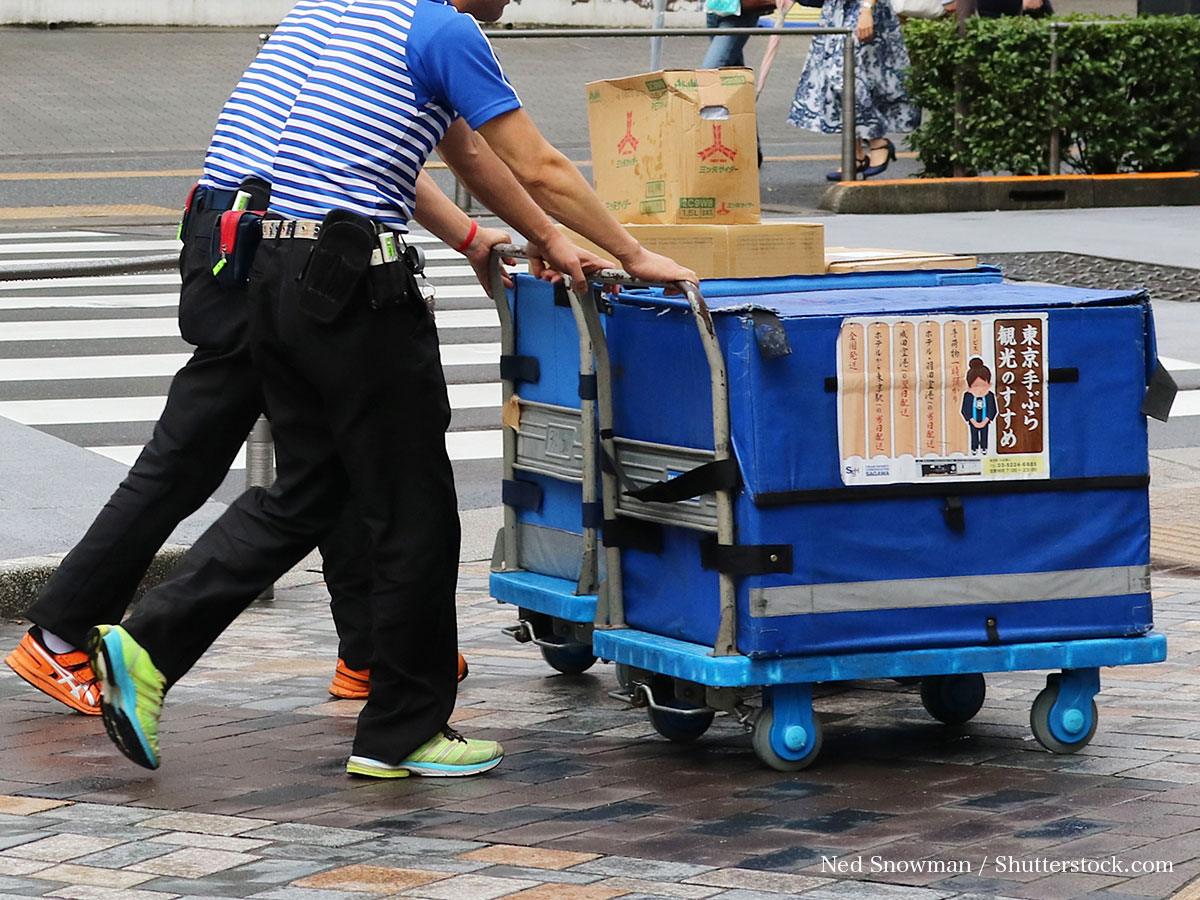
[[346, 727, 503, 778], [87, 625, 166, 770]]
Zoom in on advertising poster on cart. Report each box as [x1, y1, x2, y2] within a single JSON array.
[[837, 313, 1049, 486]]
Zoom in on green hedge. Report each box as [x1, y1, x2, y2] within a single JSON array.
[[903, 15, 1200, 177]]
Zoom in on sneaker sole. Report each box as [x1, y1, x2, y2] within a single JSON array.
[[91, 631, 159, 770], [345, 755, 502, 778], [398, 756, 502, 777], [4, 646, 100, 716]]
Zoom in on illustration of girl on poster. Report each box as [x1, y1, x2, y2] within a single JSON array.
[[960, 357, 998, 456]]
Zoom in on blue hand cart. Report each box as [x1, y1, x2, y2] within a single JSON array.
[[487, 247, 1172, 770]]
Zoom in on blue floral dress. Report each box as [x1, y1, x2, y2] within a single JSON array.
[[787, 0, 920, 140]]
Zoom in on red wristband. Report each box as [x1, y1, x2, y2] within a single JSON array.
[[453, 220, 478, 254]]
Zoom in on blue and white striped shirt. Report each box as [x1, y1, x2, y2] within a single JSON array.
[[201, 0, 522, 232], [200, 0, 349, 193]]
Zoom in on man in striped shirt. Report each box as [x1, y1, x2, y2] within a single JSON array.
[[88, 0, 697, 780]]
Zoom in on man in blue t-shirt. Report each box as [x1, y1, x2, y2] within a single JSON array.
[[87, 0, 696, 780]]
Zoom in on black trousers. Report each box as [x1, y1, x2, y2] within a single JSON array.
[[122, 236, 460, 763], [27, 213, 374, 669]]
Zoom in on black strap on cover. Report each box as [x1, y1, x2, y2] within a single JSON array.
[[985, 616, 1000, 644], [942, 496, 965, 532], [625, 457, 742, 504], [700, 538, 793, 575], [582, 502, 604, 530], [500, 355, 540, 384], [502, 479, 543, 512], [750, 310, 792, 361], [603, 518, 664, 554], [578, 374, 598, 401], [1141, 360, 1177, 422], [754, 473, 1150, 508]]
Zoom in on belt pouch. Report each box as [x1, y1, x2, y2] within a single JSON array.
[[298, 209, 376, 325], [210, 210, 264, 290], [366, 244, 422, 311]]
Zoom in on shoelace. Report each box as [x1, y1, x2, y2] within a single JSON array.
[[441, 727, 467, 744]]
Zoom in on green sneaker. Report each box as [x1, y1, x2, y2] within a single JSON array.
[[346, 727, 503, 778], [87, 625, 166, 770]]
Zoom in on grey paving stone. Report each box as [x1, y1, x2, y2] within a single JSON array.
[[0, 874, 53, 894], [237, 824, 376, 848], [73, 842, 178, 868], [469, 864, 603, 883], [572, 856, 718, 880], [254, 845, 376, 866], [0, 833, 46, 852], [799, 883, 958, 900], [352, 836, 486, 856], [31, 804, 163, 826], [244, 889, 365, 900]]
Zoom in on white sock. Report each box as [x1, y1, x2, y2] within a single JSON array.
[[39, 629, 76, 655]]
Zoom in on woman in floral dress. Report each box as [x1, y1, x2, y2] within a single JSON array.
[[788, 0, 920, 179]]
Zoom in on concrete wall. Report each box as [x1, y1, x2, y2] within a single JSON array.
[[0, 0, 704, 26]]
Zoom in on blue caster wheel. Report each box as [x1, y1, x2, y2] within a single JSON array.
[[539, 638, 596, 676], [1031, 680, 1097, 754], [920, 673, 986, 725], [751, 705, 822, 772]]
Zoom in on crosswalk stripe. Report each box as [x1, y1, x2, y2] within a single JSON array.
[[89, 427, 502, 466], [0, 317, 182, 341], [0, 231, 108, 241], [0, 353, 193, 381], [0, 240, 182, 255], [0, 382, 502, 425], [1160, 356, 1200, 372], [0, 274, 181, 291], [0, 293, 182, 311], [1168, 391, 1200, 418]]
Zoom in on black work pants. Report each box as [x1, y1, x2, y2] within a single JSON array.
[[27, 214, 373, 667], [122, 236, 460, 763]]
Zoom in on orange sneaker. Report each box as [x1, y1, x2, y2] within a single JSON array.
[[328, 652, 469, 699], [328, 658, 369, 700], [5, 627, 101, 715]]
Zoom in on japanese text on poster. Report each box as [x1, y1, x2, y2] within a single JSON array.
[[837, 314, 1048, 485]]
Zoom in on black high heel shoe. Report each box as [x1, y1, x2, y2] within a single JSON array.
[[825, 157, 868, 182], [861, 139, 896, 178]]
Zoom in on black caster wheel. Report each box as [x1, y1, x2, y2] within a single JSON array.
[[539, 638, 596, 675], [920, 673, 986, 725], [647, 702, 715, 743]]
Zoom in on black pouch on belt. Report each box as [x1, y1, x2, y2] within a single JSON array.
[[298, 209, 376, 325], [210, 209, 264, 290], [366, 230, 423, 312]]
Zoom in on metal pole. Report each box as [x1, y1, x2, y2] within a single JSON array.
[[453, 176, 473, 213], [953, 0, 973, 177], [650, 0, 669, 70], [1048, 25, 1061, 175], [245, 415, 276, 600], [841, 33, 857, 182]]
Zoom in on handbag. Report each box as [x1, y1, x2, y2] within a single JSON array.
[[888, 0, 946, 18]]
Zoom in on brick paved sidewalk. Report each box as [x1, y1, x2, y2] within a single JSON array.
[[0, 564, 1198, 900]]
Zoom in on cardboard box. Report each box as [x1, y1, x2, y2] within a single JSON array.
[[586, 69, 760, 225], [825, 247, 980, 273], [560, 222, 824, 279]]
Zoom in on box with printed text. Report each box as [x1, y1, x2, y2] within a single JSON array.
[[586, 68, 761, 225]]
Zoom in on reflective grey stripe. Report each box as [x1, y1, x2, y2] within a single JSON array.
[[749, 565, 1151, 618], [516, 522, 606, 583]]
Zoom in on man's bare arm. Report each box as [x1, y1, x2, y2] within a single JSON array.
[[474, 108, 697, 287]]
